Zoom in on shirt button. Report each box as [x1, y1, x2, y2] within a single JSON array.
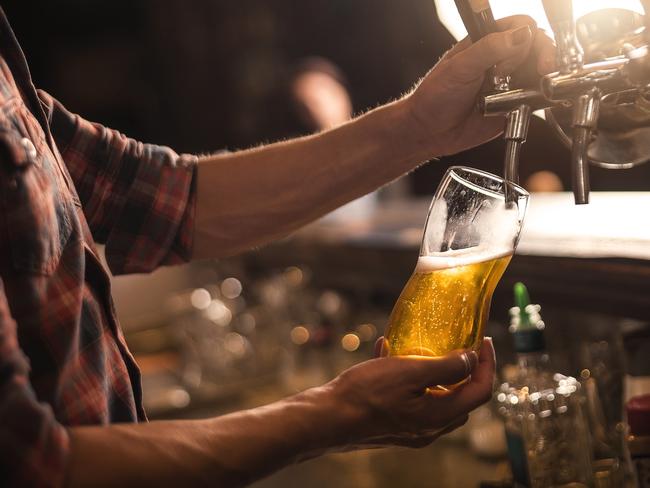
[[21, 137, 38, 160]]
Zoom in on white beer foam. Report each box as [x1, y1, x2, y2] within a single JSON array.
[[416, 247, 513, 272], [422, 198, 521, 259], [477, 200, 521, 251]]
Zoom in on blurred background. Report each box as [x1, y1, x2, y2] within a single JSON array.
[[8, 0, 650, 192], [4, 1, 650, 486]]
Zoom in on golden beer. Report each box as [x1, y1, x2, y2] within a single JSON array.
[[384, 249, 512, 357]]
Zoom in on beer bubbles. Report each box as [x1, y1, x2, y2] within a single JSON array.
[[384, 167, 528, 359]]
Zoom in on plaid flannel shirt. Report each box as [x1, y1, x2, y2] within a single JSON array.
[[0, 8, 197, 487]]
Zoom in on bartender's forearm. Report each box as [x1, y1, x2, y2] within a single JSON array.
[[193, 98, 433, 259], [64, 340, 494, 487], [66, 386, 345, 488], [191, 17, 552, 259]]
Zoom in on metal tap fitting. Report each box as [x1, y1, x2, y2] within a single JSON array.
[[570, 88, 602, 204], [542, 0, 584, 74]]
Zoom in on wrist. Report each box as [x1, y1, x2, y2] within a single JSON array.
[[289, 382, 362, 460], [391, 94, 446, 162]]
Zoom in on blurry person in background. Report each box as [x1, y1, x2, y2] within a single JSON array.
[[290, 57, 353, 132], [0, 4, 556, 487], [289, 57, 380, 222]]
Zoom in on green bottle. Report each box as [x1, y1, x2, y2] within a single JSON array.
[[496, 283, 594, 487]]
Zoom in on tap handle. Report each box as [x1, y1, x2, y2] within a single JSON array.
[[541, 0, 573, 28], [541, 0, 583, 73], [453, 0, 510, 91], [453, 0, 498, 42]]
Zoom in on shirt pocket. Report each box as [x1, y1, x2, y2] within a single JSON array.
[[0, 98, 74, 275]]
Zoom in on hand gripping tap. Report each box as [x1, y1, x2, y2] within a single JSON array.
[[453, 0, 533, 198], [454, 0, 650, 205]]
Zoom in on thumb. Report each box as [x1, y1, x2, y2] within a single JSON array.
[[400, 349, 479, 389], [448, 25, 533, 83], [374, 336, 389, 358], [374, 337, 383, 358]]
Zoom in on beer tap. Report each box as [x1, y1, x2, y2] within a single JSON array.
[[453, 0, 531, 190], [541, 0, 595, 204], [538, 10, 650, 177], [453, 0, 509, 91], [447, 0, 650, 205]]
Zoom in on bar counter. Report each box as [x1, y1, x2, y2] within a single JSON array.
[[246, 192, 650, 320]]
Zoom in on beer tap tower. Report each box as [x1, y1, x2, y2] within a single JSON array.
[[454, 0, 650, 204]]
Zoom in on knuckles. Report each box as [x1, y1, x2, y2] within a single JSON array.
[[484, 33, 505, 55]]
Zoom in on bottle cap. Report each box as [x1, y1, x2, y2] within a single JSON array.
[[509, 282, 545, 353]]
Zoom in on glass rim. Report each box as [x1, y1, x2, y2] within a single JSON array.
[[446, 166, 529, 200]]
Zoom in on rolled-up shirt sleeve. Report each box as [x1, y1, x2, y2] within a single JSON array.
[[38, 90, 197, 275], [0, 277, 69, 488]]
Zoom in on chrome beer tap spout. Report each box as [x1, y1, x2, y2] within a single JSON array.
[[504, 104, 531, 189], [570, 88, 600, 204]]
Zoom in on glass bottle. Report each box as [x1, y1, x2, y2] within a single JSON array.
[[496, 283, 594, 487]]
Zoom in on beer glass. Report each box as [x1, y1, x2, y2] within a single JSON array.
[[384, 166, 529, 358]]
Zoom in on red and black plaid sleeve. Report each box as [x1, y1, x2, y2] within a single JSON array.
[[39, 91, 197, 275], [0, 277, 69, 488]]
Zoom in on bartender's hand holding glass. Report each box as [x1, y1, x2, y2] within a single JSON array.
[[405, 15, 556, 157], [322, 337, 495, 449]]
